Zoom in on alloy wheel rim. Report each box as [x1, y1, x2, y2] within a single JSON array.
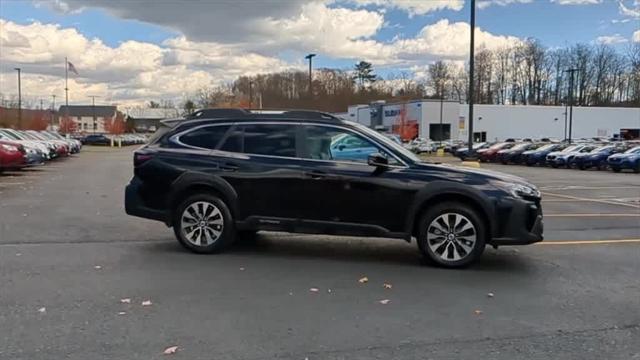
[[427, 213, 477, 262], [181, 201, 224, 246]]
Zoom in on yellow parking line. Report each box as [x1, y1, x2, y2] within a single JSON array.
[[537, 239, 640, 245], [542, 192, 640, 209], [545, 213, 640, 217]]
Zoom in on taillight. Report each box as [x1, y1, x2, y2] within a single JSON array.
[[134, 151, 154, 167]]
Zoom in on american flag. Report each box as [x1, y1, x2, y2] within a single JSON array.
[[67, 61, 79, 75]]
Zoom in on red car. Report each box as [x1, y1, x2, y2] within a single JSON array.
[[479, 142, 515, 162], [0, 140, 27, 172]]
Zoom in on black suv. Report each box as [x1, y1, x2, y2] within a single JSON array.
[[125, 109, 543, 268]]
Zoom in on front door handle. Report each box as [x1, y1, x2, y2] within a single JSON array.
[[220, 163, 239, 171], [305, 170, 329, 179]]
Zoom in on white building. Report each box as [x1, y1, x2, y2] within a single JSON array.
[[347, 100, 640, 141], [58, 105, 119, 134]]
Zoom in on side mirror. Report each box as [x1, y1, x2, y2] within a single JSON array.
[[367, 153, 389, 168], [338, 144, 346, 151]]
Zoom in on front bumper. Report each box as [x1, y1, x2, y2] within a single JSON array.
[[490, 197, 543, 246]]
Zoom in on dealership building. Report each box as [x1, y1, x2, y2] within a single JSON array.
[[345, 100, 640, 141]]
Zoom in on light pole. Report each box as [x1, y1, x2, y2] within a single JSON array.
[[467, 0, 476, 152], [305, 53, 316, 99], [248, 80, 253, 108], [14, 68, 21, 129], [439, 96, 444, 145], [564, 68, 578, 143], [88, 95, 100, 134], [51, 94, 57, 130]]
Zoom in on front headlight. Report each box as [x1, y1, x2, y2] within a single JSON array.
[[509, 183, 540, 199]]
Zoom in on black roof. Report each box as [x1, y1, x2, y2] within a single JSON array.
[[58, 105, 117, 117], [163, 108, 344, 129]]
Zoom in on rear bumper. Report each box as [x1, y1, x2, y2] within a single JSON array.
[[125, 177, 169, 224], [490, 198, 543, 246]]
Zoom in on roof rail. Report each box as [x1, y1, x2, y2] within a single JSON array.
[[185, 108, 341, 121]]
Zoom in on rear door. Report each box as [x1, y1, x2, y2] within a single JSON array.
[[215, 123, 305, 221]]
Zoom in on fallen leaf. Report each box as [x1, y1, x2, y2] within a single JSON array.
[[94, 265, 102, 270], [120, 298, 131, 304], [239, 267, 245, 271], [141, 300, 152, 306], [327, 289, 332, 293], [358, 277, 369, 283], [163, 346, 178, 355], [379, 299, 390, 305], [118, 311, 127, 315], [309, 288, 319, 293], [15, 253, 21, 257], [487, 292, 494, 298], [383, 283, 392, 289], [474, 310, 483, 315], [37, 307, 46, 313], [22, 213, 28, 217]]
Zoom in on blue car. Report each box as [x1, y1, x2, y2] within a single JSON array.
[[607, 146, 640, 173], [546, 144, 597, 168], [570, 145, 622, 170], [521, 143, 566, 166], [331, 133, 378, 161]]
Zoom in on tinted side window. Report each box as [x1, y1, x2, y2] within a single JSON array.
[[241, 124, 297, 157], [219, 126, 243, 153], [179, 125, 230, 149], [303, 125, 397, 164]]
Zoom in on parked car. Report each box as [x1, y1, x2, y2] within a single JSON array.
[[0, 129, 52, 160], [478, 142, 515, 162], [607, 146, 640, 173], [0, 140, 27, 171], [546, 144, 597, 168], [407, 137, 436, 154], [125, 109, 543, 268], [454, 142, 490, 160], [521, 143, 567, 166], [496, 142, 540, 164], [570, 145, 623, 170], [82, 134, 111, 145]]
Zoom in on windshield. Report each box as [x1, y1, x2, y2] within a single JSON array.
[[473, 142, 486, 149], [512, 143, 530, 150], [591, 145, 612, 153], [624, 146, 640, 154], [561, 145, 579, 152], [536, 144, 556, 151], [350, 122, 421, 162]]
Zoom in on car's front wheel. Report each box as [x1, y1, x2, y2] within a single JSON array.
[[172, 194, 236, 253], [417, 202, 486, 268]]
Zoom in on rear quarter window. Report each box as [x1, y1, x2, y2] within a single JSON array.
[[178, 125, 231, 150]]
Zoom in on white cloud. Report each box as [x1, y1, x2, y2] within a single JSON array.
[[348, 0, 464, 16], [595, 34, 629, 44], [477, 0, 532, 10], [551, 0, 601, 4], [618, 1, 640, 18], [633, 30, 640, 42]]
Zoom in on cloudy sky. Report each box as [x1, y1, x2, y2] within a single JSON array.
[[1, 0, 638, 108]]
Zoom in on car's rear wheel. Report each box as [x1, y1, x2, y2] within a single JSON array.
[[611, 166, 621, 173], [417, 202, 486, 268], [172, 194, 235, 253]]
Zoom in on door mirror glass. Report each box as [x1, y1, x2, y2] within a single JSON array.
[[367, 153, 389, 168]]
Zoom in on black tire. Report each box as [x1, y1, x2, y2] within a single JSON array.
[[172, 193, 236, 254], [634, 162, 640, 174], [551, 163, 558, 168], [611, 166, 621, 173], [417, 202, 486, 268]]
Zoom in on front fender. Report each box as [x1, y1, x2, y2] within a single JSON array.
[[404, 180, 497, 240]]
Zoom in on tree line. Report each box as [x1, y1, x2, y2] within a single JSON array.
[[187, 41, 639, 113]]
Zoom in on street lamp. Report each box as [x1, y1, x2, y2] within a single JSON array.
[[305, 53, 316, 99], [14, 68, 21, 129], [467, 0, 476, 152], [564, 68, 578, 143]]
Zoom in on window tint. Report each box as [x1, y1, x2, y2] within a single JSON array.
[[219, 126, 243, 153], [241, 124, 297, 157], [303, 125, 396, 164], [179, 125, 230, 149]]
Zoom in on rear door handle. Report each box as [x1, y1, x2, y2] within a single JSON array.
[[220, 163, 239, 171]]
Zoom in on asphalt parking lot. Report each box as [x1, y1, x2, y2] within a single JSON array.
[[1, 147, 639, 360]]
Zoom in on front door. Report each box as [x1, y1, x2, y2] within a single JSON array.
[[296, 125, 412, 234]]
